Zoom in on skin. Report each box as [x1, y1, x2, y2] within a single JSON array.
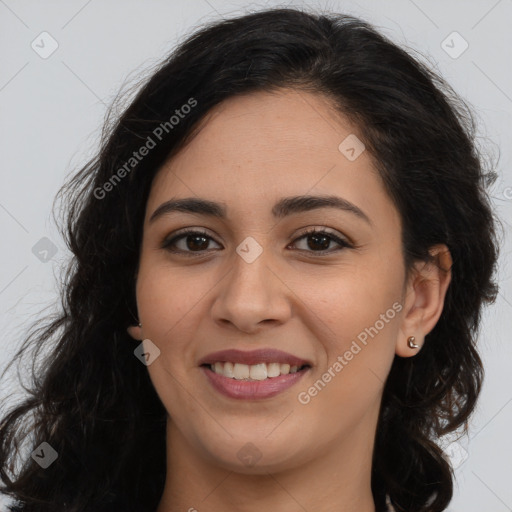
[[127, 88, 452, 512]]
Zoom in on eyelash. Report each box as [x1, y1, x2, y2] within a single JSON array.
[[161, 227, 353, 257]]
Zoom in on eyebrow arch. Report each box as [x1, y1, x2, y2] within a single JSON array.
[[149, 194, 372, 225]]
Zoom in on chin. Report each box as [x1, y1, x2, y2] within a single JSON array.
[[201, 434, 307, 474]]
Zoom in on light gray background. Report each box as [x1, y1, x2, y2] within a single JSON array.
[[1, 1, 511, 510]]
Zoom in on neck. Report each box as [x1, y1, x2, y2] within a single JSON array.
[[156, 417, 378, 512]]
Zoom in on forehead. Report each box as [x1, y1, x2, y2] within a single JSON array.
[[172, 88, 357, 167], [145, 89, 397, 229]]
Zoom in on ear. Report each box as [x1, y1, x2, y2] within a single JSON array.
[[127, 324, 143, 341], [396, 244, 452, 357]]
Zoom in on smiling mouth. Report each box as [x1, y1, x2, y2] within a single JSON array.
[[201, 362, 311, 381]]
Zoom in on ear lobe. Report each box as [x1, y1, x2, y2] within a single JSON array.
[[127, 324, 143, 340], [396, 244, 452, 357]]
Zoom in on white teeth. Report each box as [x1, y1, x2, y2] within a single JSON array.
[[223, 361, 234, 378], [249, 363, 267, 381], [233, 363, 250, 380], [209, 362, 306, 380], [267, 362, 281, 378]]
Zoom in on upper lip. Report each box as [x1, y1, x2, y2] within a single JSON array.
[[198, 348, 312, 367]]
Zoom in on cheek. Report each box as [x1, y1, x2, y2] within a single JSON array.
[[300, 260, 403, 389], [135, 264, 202, 382], [301, 260, 403, 337], [134, 265, 206, 419], [136, 262, 207, 332], [296, 275, 401, 429]]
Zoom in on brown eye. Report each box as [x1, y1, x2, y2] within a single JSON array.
[[290, 228, 351, 254], [161, 227, 352, 257], [161, 229, 221, 255]]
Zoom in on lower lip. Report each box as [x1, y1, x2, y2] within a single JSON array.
[[200, 365, 310, 400]]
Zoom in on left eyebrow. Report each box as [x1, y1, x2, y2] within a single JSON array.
[[149, 194, 372, 226]]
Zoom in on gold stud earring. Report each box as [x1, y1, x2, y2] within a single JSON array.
[[407, 336, 419, 349]]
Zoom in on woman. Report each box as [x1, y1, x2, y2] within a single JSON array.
[[0, 7, 500, 512]]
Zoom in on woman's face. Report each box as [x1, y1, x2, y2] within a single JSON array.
[[130, 88, 412, 473]]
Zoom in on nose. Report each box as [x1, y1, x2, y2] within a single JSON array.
[[210, 248, 292, 335]]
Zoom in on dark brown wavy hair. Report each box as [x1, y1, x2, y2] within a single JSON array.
[[0, 7, 500, 512]]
